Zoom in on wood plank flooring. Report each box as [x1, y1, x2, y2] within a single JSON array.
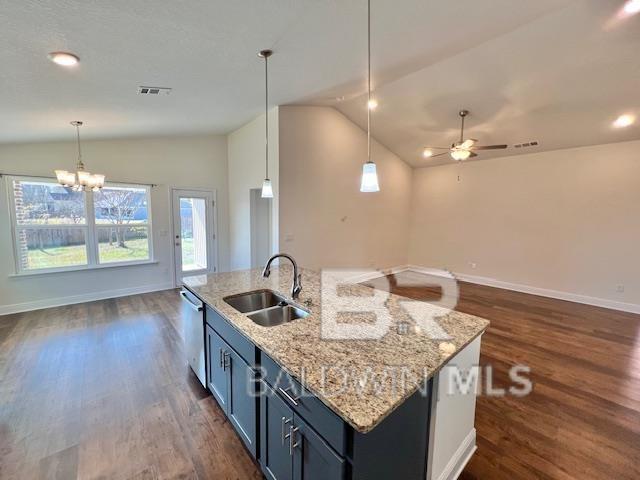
[[0, 290, 262, 480], [364, 272, 640, 480], [1, 279, 639, 479]]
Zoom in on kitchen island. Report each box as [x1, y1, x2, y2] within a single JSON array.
[[183, 266, 489, 480]]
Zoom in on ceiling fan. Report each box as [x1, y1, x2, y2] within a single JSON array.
[[423, 110, 508, 161]]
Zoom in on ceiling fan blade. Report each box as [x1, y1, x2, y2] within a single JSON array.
[[469, 152, 478, 158], [460, 138, 477, 149], [429, 152, 450, 158], [423, 146, 451, 150], [472, 144, 508, 150]]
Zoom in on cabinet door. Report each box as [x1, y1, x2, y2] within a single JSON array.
[[227, 348, 258, 457], [260, 381, 294, 480], [293, 415, 345, 480], [206, 325, 228, 413]]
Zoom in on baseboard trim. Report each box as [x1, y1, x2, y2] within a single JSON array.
[[344, 265, 410, 284], [406, 265, 640, 315], [0, 282, 176, 316], [434, 428, 477, 480]]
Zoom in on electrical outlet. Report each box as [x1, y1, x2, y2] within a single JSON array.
[[616, 284, 625, 293]]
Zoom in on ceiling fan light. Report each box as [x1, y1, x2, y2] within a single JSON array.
[[451, 149, 471, 161], [360, 162, 380, 192]]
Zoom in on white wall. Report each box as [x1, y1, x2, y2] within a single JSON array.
[[0, 134, 229, 313], [227, 108, 279, 270], [278, 106, 413, 270], [408, 140, 640, 308]]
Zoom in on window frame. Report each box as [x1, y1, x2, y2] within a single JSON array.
[[6, 176, 154, 275]]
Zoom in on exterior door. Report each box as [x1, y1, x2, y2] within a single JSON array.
[[172, 189, 216, 285]]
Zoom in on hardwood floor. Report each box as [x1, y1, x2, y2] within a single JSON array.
[[364, 272, 640, 480], [1, 279, 639, 479], [0, 290, 262, 480]]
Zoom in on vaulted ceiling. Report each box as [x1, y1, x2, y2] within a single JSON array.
[[2, 0, 639, 167]]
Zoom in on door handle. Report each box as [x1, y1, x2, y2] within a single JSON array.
[[180, 291, 203, 311]]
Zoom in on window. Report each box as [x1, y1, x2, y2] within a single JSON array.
[[8, 177, 153, 273]]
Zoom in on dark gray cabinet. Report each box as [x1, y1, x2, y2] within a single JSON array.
[[227, 347, 258, 456], [206, 325, 228, 411], [293, 415, 345, 480], [261, 382, 295, 480], [202, 302, 433, 480], [261, 381, 344, 480], [205, 324, 257, 457]]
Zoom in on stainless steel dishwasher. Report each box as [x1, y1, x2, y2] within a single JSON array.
[[180, 288, 206, 387]]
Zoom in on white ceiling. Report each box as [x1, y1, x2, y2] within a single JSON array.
[[2, 0, 639, 167]]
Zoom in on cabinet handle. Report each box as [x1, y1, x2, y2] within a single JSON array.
[[219, 348, 224, 368], [289, 426, 300, 456], [278, 387, 300, 406], [281, 416, 292, 445], [223, 351, 231, 371]]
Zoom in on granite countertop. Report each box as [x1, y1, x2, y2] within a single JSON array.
[[183, 266, 489, 433]]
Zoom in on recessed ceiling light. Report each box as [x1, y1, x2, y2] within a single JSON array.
[[623, 0, 640, 15], [48, 52, 80, 67], [613, 114, 636, 128], [367, 98, 378, 110], [422, 149, 433, 158]]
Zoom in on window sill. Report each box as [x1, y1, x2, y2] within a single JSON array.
[[9, 259, 159, 277]]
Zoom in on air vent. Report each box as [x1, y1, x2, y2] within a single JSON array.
[[513, 140, 539, 149], [137, 86, 172, 95]]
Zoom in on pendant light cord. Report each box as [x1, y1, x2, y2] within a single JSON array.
[[75, 124, 84, 168], [264, 54, 269, 180], [367, 0, 371, 163]]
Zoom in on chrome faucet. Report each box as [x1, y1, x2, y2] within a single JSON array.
[[262, 253, 302, 299]]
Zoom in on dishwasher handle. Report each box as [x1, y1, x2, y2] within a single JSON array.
[[180, 291, 203, 311]]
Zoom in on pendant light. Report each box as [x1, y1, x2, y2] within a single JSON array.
[[55, 121, 105, 191], [259, 49, 274, 198], [360, 0, 380, 193]]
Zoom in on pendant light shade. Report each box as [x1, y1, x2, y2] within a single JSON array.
[[360, 162, 380, 192], [261, 178, 273, 198], [259, 49, 274, 199], [55, 121, 106, 191], [360, 0, 380, 193]]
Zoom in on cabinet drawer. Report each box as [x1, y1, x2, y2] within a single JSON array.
[[261, 353, 346, 455], [206, 305, 258, 367]]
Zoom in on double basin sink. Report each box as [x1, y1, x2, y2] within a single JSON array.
[[223, 289, 309, 327]]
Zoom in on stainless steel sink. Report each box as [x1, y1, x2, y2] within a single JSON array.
[[224, 289, 310, 327], [223, 289, 287, 313], [247, 304, 310, 327]]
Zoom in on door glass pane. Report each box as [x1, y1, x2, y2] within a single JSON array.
[[13, 180, 86, 225], [180, 197, 207, 272], [97, 226, 150, 263], [18, 228, 88, 270]]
